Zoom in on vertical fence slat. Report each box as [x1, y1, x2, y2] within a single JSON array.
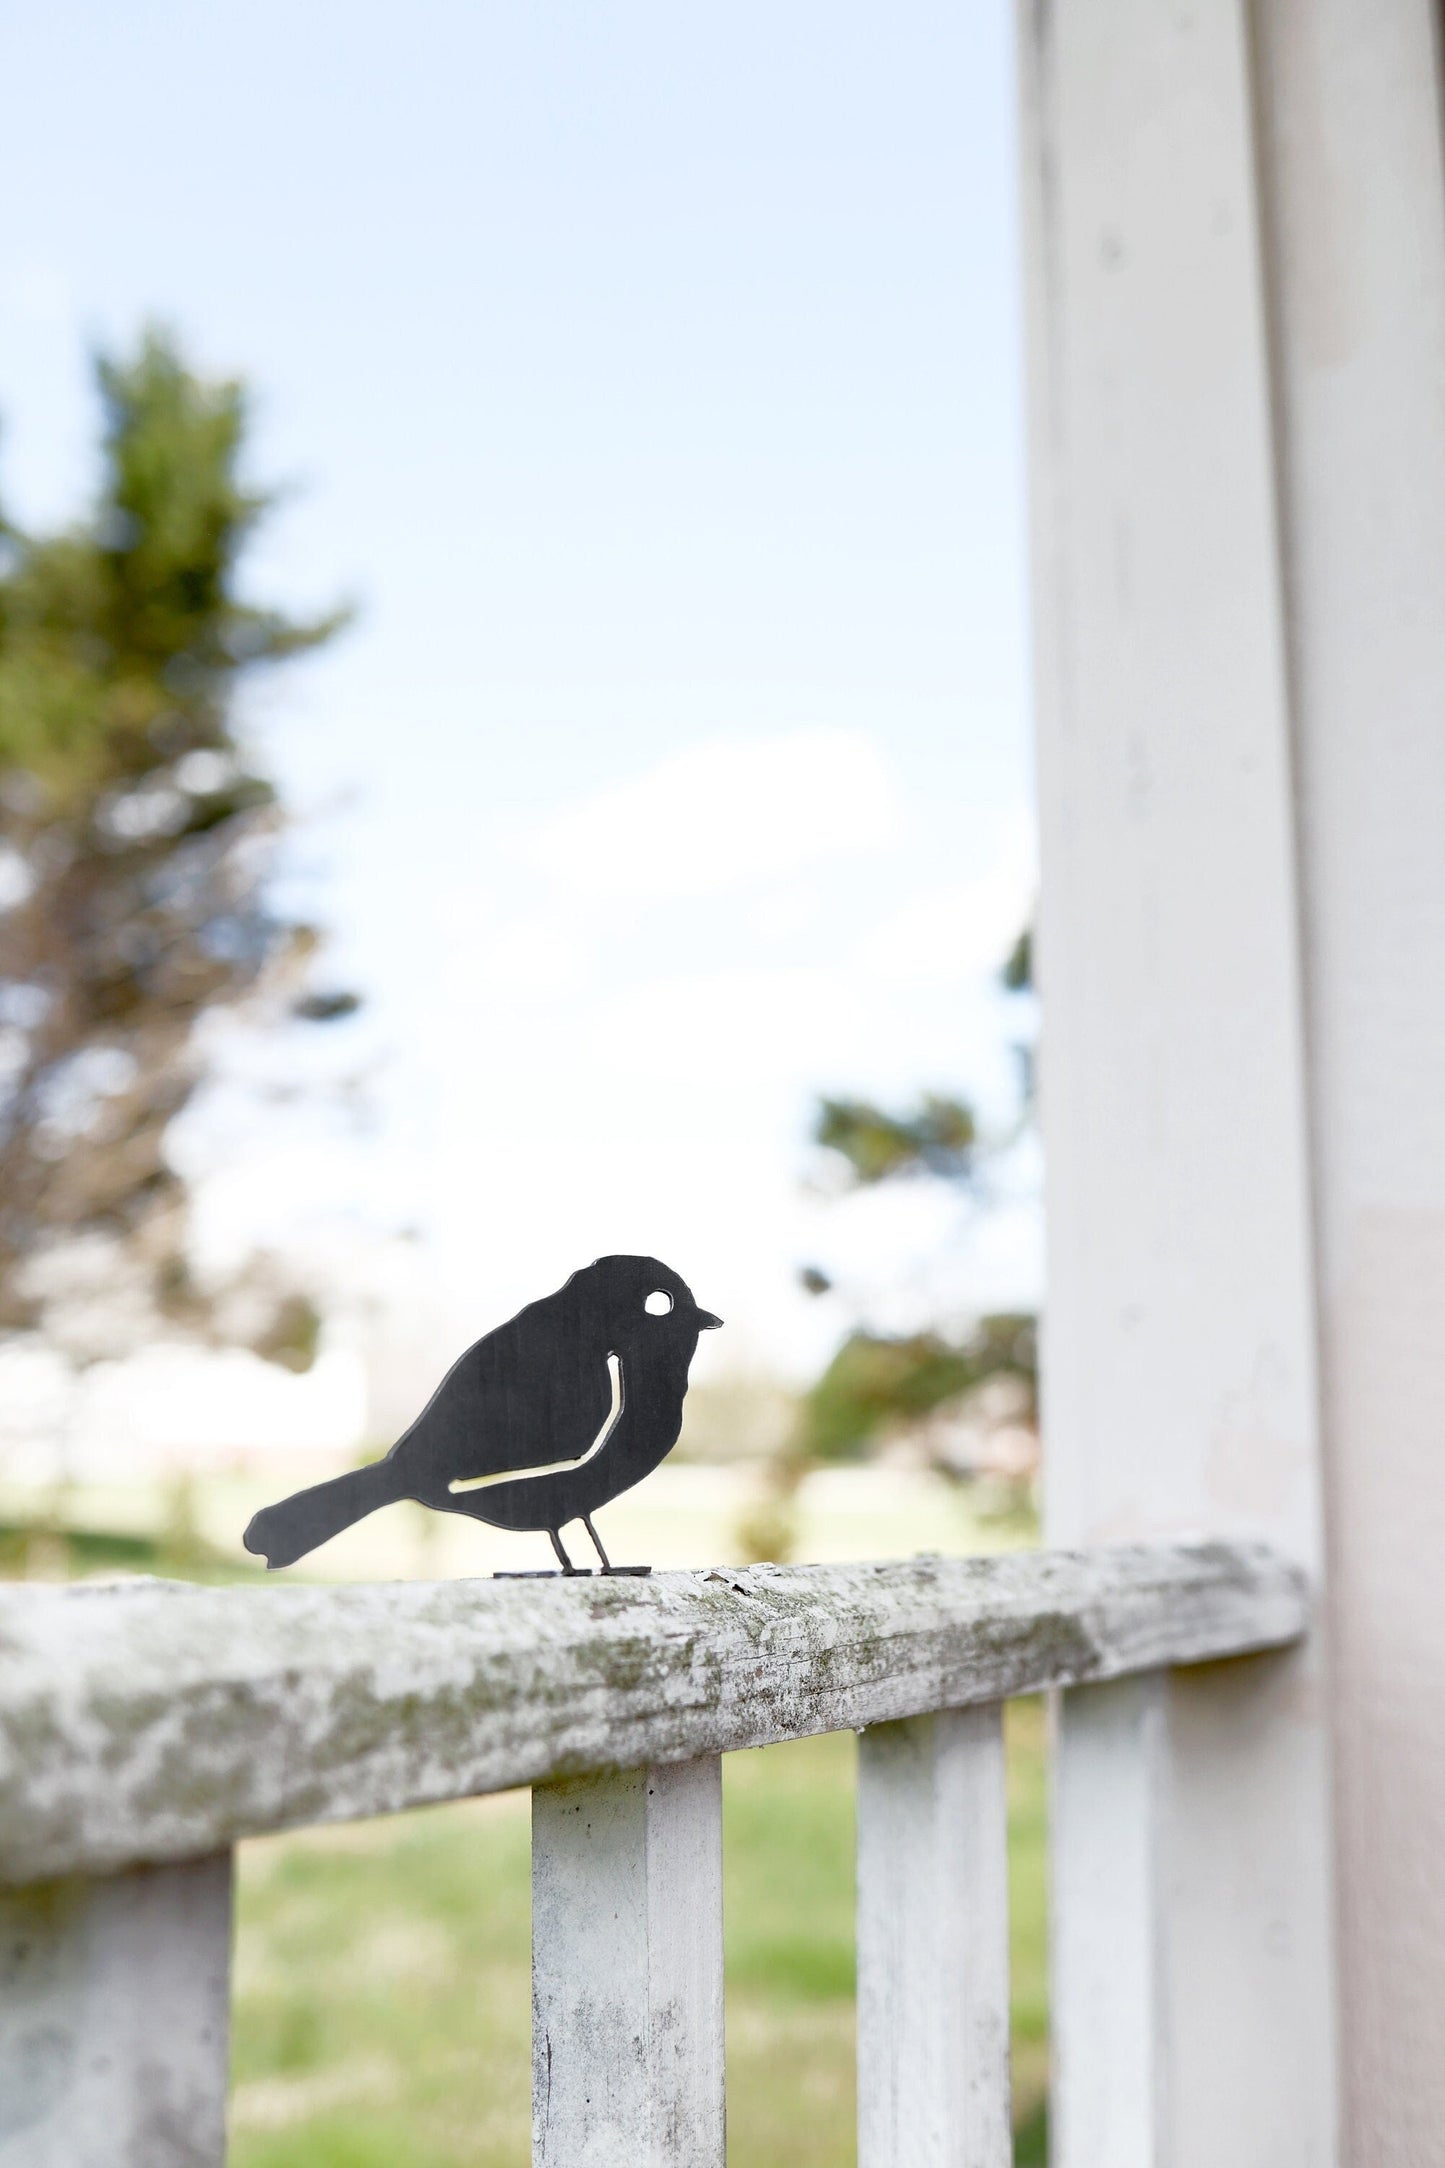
[[1052, 1674, 1165, 2168], [532, 1755, 723, 2168], [857, 1705, 1011, 2168], [0, 1851, 233, 2168]]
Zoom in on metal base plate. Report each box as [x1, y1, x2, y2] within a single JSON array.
[[493, 1565, 653, 1579]]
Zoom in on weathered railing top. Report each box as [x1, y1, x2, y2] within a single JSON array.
[[0, 1541, 1307, 1885]]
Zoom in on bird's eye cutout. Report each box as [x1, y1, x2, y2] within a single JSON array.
[[644, 1290, 673, 1316]]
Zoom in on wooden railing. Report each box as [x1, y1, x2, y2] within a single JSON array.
[[0, 1542, 1308, 2165]]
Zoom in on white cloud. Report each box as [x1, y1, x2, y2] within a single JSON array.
[[855, 813, 1036, 987], [470, 915, 588, 997], [583, 963, 846, 1085], [523, 728, 904, 899]]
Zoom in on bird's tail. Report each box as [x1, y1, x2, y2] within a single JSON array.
[[243, 1456, 409, 1570]]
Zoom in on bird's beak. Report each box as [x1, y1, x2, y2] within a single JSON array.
[[695, 1308, 723, 1330]]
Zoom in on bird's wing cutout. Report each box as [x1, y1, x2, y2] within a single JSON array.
[[392, 1309, 613, 1486], [446, 1352, 625, 1494]]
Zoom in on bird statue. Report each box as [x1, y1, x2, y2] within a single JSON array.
[[243, 1254, 721, 1576]]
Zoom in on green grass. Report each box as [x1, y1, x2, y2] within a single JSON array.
[[231, 1705, 1049, 2166]]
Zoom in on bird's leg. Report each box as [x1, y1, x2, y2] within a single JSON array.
[[582, 1513, 612, 1571], [549, 1527, 587, 1576], [583, 1511, 651, 1577]]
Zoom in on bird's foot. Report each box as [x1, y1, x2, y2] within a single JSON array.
[[600, 1564, 652, 1577]]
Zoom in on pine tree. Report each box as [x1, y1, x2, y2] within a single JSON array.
[[0, 327, 353, 1373]]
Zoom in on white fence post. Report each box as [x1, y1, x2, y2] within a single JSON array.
[[856, 1705, 1011, 2168], [0, 1852, 233, 2168], [1051, 1675, 1166, 2167], [531, 1756, 724, 2168], [1017, 3, 1340, 2163]]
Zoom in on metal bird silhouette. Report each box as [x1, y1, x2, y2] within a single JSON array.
[[243, 1255, 721, 1575]]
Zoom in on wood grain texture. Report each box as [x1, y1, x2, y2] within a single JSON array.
[[857, 1706, 1011, 2168], [532, 1758, 723, 2167], [0, 1543, 1306, 1884], [0, 1851, 231, 2167], [1250, 5, 1445, 2159], [1017, 0, 1342, 2160]]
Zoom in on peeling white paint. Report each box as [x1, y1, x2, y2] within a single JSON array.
[[0, 1544, 1306, 1885]]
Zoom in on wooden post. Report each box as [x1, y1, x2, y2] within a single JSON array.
[[1249, 5, 1445, 2159], [1017, 3, 1340, 2162], [0, 1852, 233, 2168], [857, 1705, 1011, 2168], [1050, 1676, 1165, 2167], [531, 1756, 724, 2168]]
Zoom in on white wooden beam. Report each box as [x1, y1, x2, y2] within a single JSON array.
[[857, 1705, 1011, 2168], [0, 1543, 1305, 1884], [1250, 5, 1445, 2159], [1017, 1, 1340, 2161], [0, 1852, 232, 2168], [531, 1757, 723, 2168]]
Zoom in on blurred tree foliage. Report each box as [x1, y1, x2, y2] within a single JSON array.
[[737, 948, 1038, 1565], [813, 1092, 977, 1187], [1000, 924, 1032, 994], [0, 327, 353, 1374], [801, 1314, 1037, 1465], [795, 939, 1038, 1470]]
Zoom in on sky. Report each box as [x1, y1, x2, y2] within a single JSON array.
[[0, 0, 1037, 1431]]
